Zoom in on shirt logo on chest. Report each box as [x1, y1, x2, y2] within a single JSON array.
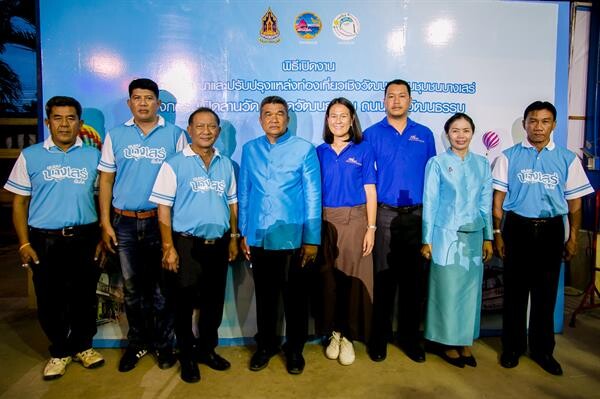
[[43, 165, 89, 184], [190, 177, 225, 196], [345, 157, 362, 166], [408, 135, 424, 143], [517, 169, 559, 190], [123, 144, 166, 164]]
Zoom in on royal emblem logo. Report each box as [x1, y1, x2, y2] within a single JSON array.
[[190, 177, 225, 196], [43, 165, 89, 184], [517, 169, 559, 190], [345, 157, 362, 166], [294, 12, 322, 40], [332, 13, 360, 41], [259, 7, 281, 44], [123, 144, 166, 164]]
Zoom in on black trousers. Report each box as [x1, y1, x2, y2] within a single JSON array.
[[167, 234, 229, 358], [250, 247, 311, 353], [29, 224, 101, 358], [502, 212, 564, 356], [370, 206, 426, 349], [320, 267, 353, 338]]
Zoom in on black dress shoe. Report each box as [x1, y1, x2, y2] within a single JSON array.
[[180, 359, 201, 383], [500, 351, 520, 368], [530, 353, 563, 376], [461, 355, 477, 368], [155, 348, 176, 369], [197, 351, 231, 371], [249, 348, 278, 372], [437, 350, 464, 368], [286, 352, 305, 375], [118, 347, 148, 372], [403, 343, 426, 363], [368, 345, 387, 362]]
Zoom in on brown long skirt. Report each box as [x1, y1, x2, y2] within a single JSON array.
[[319, 205, 374, 342]]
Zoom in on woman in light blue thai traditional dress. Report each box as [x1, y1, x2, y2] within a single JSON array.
[[421, 113, 493, 368]]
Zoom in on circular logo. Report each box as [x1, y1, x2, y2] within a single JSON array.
[[332, 13, 360, 41], [294, 12, 322, 40]]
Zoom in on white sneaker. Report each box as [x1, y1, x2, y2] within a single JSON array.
[[339, 337, 355, 365], [43, 356, 72, 380], [325, 331, 341, 359], [74, 348, 105, 368]]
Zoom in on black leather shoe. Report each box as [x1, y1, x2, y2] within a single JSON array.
[[155, 348, 176, 369], [461, 355, 477, 368], [530, 353, 563, 376], [436, 350, 464, 368], [249, 348, 278, 372], [368, 345, 387, 362], [500, 351, 520, 368], [118, 347, 148, 372], [180, 359, 200, 383], [403, 343, 426, 363], [197, 351, 231, 371], [286, 352, 305, 375]]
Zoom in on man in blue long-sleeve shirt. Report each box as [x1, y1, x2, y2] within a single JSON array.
[[239, 96, 321, 375]]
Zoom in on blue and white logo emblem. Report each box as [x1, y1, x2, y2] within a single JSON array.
[[332, 13, 360, 41]]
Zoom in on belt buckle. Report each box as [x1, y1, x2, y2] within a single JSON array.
[[62, 226, 75, 237], [204, 239, 216, 245]]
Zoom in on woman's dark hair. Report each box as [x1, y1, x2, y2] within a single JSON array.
[[444, 112, 475, 134], [323, 97, 362, 144]]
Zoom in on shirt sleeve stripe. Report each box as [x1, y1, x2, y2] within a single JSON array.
[[492, 179, 508, 188], [565, 184, 593, 196], [4, 180, 31, 196], [150, 191, 175, 201], [98, 160, 116, 171], [5, 179, 31, 191], [227, 195, 238, 204], [149, 195, 174, 206]]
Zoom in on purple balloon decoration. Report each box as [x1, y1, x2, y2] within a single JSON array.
[[482, 130, 500, 152]]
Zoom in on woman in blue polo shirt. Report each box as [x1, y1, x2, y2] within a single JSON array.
[[421, 113, 493, 368], [316, 97, 377, 366]]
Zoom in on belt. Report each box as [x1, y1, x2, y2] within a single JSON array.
[[507, 211, 562, 226], [378, 203, 422, 214], [114, 208, 158, 219], [30, 223, 98, 237], [176, 231, 226, 245]]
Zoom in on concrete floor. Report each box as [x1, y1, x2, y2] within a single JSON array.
[[0, 240, 599, 399]]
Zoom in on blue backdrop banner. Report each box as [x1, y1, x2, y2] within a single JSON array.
[[39, 0, 569, 345]]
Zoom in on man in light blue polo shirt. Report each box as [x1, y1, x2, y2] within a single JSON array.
[[5, 96, 104, 380], [363, 79, 436, 363], [239, 95, 321, 375], [98, 78, 187, 372], [150, 107, 238, 383], [492, 101, 593, 376]]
